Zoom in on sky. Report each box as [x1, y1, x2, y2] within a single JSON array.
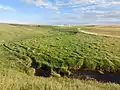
[[0, 0, 120, 25]]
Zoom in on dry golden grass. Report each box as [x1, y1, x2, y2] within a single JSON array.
[[0, 68, 120, 90], [82, 25, 120, 36]]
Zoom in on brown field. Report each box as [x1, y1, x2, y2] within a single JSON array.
[[82, 25, 120, 36]]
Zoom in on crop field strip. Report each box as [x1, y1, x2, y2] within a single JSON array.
[[80, 25, 120, 36], [79, 30, 120, 38]]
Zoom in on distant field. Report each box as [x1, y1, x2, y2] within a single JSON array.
[[81, 25, 120, 36], [0, 23, 120, 90]]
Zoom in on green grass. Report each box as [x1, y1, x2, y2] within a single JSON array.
[[0, 23, 120, 90]]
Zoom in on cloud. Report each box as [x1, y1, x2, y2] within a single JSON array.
[[25, 0, 59, 12], [0, 4, 15, 11], [24, 0, 120, 24]]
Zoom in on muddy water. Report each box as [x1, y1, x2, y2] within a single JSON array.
[[31, 60, 120, 83], [69, 70, 120, 84]]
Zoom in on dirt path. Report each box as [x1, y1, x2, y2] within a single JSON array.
[[78, 28, 120, 39]]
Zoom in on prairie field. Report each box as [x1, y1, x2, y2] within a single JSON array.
[[0, 23, 120, 90], [81, 25, 120, 36]]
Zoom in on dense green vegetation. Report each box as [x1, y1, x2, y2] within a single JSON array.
[[0, 23, 120, 90]]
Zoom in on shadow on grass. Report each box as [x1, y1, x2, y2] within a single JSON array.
[[31, 60, 51, 77], [51, 27, 79, 35]]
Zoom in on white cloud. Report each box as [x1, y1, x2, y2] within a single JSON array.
[[25, 0, 120, 11], [0, 4, 15, 11], [24, 0, 120, 24]]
